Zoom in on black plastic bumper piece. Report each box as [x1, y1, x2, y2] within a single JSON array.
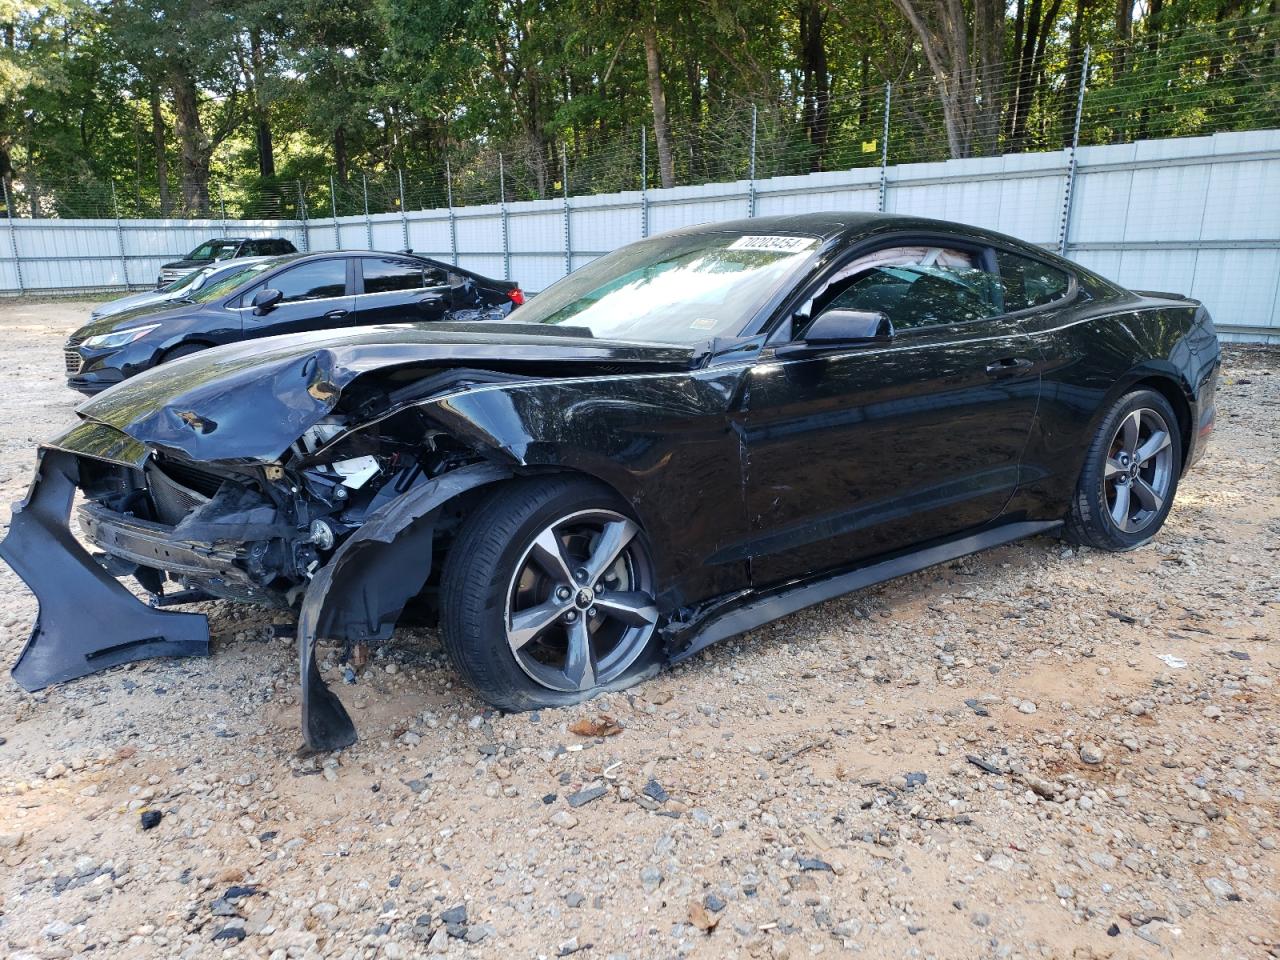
[[0, 449, 209, 691]]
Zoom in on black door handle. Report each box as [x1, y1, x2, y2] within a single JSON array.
[[985, 357, 1034, 378], [324, 309, 349, 320]]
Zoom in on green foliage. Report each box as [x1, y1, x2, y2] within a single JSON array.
[[0, 0, 1275, 216]]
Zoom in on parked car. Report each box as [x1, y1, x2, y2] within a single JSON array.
[[4, 213, 1219, 751], [92, 257, 273, 322], [65, 251, 524, 394], [156, 236, 297, 287]]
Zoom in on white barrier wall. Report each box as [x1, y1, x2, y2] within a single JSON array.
[[4, 130, 1278, 341]]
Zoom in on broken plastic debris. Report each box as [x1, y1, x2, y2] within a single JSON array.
[[568, 715, 623, 737], [1155, 654, 1187, 669]]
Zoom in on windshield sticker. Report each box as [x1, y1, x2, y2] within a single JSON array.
[[728, 235, 817, 254], [690, 317, 717, 331]]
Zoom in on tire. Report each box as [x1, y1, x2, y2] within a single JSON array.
[[439, 476, 660, 711], [1065, 388, 1183, 552]]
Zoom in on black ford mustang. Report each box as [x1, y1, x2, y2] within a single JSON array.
[[65, 250, 523, 394], [3, 213, 1219, 751]]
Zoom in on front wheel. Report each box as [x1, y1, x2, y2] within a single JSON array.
[[439, 477, 660, 711], [1065, 388, 1182, 551]]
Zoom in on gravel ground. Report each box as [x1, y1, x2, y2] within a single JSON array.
[[0, 299, 1276, 960]]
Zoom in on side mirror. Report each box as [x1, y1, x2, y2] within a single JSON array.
[[251, 288, 283, 315], [776, 309, 893, 357]]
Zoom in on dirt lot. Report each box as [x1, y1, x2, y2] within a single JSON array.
[[0, 298, 1275, 960]]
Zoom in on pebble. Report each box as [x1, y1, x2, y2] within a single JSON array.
[[566, 785, 607, 807], [1079, 743, 1105, 765], [1204, 877, 1235, 898]]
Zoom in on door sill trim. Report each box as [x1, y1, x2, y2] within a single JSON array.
[[670, 519, 1063, 663]]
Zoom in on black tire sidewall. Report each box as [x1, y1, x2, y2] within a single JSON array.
[[439, 477, 655, 711], [1070, 388, 1183, 551]]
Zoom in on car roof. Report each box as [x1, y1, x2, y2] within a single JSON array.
[[661, 211, 1064, 259]]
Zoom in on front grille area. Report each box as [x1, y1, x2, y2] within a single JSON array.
[[154, 459, 227, 499], [64, 333, 85, 375], [145, 463, 210, 525]]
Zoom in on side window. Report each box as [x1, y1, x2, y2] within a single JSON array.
[[272, 260, 347, 303], [815, 246, 1003, 331], [995, 250, 1071, 311], [362, 258, 432, 294]]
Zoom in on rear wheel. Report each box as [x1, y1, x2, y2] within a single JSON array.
[[1065, 388, 1182, 551], [439, 477, 659, 710]]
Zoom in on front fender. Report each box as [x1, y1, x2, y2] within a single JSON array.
[[296, 462, 511, 751]]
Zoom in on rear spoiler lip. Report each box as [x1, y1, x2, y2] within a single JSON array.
[[1131, 289, 1200, 305]]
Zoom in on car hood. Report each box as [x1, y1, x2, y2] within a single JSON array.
[[75, 323, 697, 463], [92, 289, 172, 320], [161, 258, 213, 271], [72, 301, 197, 341]]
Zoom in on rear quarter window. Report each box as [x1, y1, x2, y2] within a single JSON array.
[[996, 250, 1071, 311]]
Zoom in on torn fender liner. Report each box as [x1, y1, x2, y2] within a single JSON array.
[[295, 462, 511, 752], [0, 449, 209, 691]]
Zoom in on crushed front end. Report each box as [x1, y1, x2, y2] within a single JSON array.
[[2, 407, 504, 752]]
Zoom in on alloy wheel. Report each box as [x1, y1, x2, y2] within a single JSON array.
[[1103, 407, 1174, 534], [504, 509, 658, 692]]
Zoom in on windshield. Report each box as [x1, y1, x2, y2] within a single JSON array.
[[514, 231, 819, 343], [160, 267, 211, 295], [186, 239, 241, 261], [189, 259, 280, 303]]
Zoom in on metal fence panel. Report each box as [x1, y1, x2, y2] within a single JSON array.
[[1, 130, 1277, 341]]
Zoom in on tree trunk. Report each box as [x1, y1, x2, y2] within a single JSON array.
[[1061, 0, 1090, 145], [1115, 0, 1133, 74], [799, 0, 830, 171], [973, 0, 1005, 156], [150, 87, 172, 216], [250, 30, 275, 179], [894, 0, 1006, 159], [643, 22, 676, 189], [170, 67, 210, 215], [334, 126, 348, 183]]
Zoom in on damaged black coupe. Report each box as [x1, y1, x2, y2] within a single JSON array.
[[2, 213, 1220, 751]]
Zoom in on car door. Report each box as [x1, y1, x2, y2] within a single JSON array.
[[738, 239, 1041, 587], [241, 257, 355, 337], [353, 256, 454, 325]]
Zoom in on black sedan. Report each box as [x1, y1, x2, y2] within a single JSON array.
[[64, 251, 524, 394], [4, 213, 1219, 751]]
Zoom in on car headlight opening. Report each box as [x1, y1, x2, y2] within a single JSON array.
[[81, 324, 161, 350]]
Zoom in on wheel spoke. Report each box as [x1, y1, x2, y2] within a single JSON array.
[[583, 519, 638, 584], [562, 617, 595, 690], [529, 527, 575, 585], [1104, 457, 1124, 479], [594, 591, 658, 627], [1110, 482, 1131, 530], [1132, 477, 1164, 512], [1135, 429, 1170, 465], [1119, 411, 1141, 456], [508, 599, 569, 651]]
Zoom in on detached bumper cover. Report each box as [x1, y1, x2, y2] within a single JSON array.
[[0, 449, 209, 691]]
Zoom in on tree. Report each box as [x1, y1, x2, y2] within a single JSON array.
[[891, 0, 1006, 158]]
